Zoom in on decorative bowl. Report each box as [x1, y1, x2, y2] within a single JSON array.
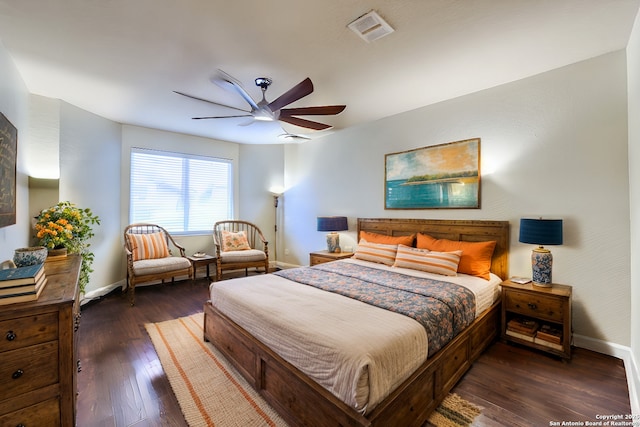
[[13, 246, 48, 267]]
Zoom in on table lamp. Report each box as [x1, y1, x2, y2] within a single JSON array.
[[519, 218, 563, 287], [317, 216, 348, 253]]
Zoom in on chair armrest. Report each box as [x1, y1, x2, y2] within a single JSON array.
[[165, 234, 187, 257]]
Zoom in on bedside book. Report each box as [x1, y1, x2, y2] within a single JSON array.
[[509, 276, 531, 284]]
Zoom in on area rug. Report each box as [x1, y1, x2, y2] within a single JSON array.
[[145, 312, 481, 427]]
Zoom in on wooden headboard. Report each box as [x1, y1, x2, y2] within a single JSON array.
[[357, 218, 510, 280]]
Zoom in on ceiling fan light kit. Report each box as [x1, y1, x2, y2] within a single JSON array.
[[176, 70, 346, 135]]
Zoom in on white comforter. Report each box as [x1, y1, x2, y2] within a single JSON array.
[[209, 259, 500, 413]]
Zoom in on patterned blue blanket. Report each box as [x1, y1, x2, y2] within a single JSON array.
[[274, 261, 476, 355]]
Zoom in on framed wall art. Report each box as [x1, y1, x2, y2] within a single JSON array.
[[385, 138, 480, 209], [0, 113, 17, 227]]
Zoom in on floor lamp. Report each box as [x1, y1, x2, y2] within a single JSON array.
[[270, 189, 283, 270]]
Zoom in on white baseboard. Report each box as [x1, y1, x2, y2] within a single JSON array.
[[273, 261, 299, 270], [574, 334, 639, 416], [80, 280, 125, 305]]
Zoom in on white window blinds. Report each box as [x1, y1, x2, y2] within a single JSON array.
[[130, 148, 233, 234]]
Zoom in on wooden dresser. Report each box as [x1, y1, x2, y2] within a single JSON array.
[[0, 255, 81, 426]]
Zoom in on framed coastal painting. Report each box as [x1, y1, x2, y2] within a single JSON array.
[[0, 113, 17, 227], [385, 138, 480, 209]]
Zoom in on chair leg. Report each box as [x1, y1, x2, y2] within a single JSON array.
[[129, 284, 135, 306]]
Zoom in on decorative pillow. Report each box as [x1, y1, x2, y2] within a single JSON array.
[[353, 240, 398, 266], [127, 232, 170, 261], [221, 230, 251, 252], [393, 244, 461, 276], [360, 231, 415, 246], [416, 233, 497, 280]]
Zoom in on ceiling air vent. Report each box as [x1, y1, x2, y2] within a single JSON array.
[[348, 10, 394, 43]]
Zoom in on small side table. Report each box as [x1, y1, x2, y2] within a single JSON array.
[[501, 279, 572, 359], [309, 250, 353, 266], [188, 255, 217, 281]]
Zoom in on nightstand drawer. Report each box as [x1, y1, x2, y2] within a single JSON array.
[[504, 291, 564, 322]]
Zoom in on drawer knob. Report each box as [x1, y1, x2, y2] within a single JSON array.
[[527, 303, 537, 310], [6, 330, 16, 341], [12, 369, 24, 379], [17, 424, 25, 427]]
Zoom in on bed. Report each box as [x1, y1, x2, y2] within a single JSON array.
[[204, 218, 509, 426]]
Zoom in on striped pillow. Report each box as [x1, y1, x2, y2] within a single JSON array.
[[127, 232, 170, 261], [393, 244, 462, 276], [353, 240, 398, 266]]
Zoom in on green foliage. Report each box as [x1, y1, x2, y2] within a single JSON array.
[[35, 201, 100, 293]]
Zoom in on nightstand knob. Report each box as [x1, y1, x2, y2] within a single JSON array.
[[5, 330, 16, 341], [527, 303, 537, 310], [12, 369, 24, 380]]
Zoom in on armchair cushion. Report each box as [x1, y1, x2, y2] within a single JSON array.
[[126, 232, 170, 261], [219, 249, 266, 264], [132, 256, 192, 276], [221, 230, 251, 251]]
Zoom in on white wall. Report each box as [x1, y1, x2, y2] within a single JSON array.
[[238, 144, 285, 262], [59, 102, 122, 295], [283, 51, 631, 348], [0, 41, 31, 263], [626, 7, 640, 415]]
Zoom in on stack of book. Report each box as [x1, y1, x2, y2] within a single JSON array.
[[0, 263, 48, 305], [534, 324, 563, 350], [506, 317, 539, 342]]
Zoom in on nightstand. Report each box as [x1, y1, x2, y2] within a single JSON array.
[[501, 279, 572, 359], [309, 250, 353, 266]]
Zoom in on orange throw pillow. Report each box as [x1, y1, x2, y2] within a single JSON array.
[[360, 231, 415, 246], [416, 233, 496, 280]]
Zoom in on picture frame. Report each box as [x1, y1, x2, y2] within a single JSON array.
[[0, 113, 17, 227], [385, 138, 480, 209]]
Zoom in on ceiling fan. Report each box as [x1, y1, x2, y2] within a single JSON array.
[[174, 69, 346, 131]]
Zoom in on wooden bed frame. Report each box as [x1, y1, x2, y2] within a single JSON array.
[[204, 218, 509, 427]]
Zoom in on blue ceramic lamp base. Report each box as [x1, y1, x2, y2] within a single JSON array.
[[531, 247, 553, 287], [326, 232, 341, 253]]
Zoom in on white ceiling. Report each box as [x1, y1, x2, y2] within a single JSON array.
[[1, 0, 638, 144]]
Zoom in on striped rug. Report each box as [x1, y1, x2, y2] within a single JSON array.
[[146, 312, 481, 427]]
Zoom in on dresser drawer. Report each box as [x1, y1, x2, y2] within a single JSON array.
[[504, 290, 565, 322], [0, 341, 59, 401], [0, 312, 59, 352], [0, 397, 60, 427]]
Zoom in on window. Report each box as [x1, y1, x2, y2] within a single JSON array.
[[130, 148, 233, 234]]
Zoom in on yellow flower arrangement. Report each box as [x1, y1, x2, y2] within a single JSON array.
[[35, 201, 100, 292]]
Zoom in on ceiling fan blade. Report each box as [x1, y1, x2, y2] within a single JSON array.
[[279, 105, 346, 117], [279, 116, 332, 130], [192, 114, 253, 120], [211, 69, 260, 111], [268, 77, 314, 112], [174, 91, 251, 114]]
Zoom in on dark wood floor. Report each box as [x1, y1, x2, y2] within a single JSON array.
[[77, 276, 631, 426]]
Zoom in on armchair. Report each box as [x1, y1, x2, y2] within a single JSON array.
[[212, 220, 269, 281], [124, 223, 193, 305]]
